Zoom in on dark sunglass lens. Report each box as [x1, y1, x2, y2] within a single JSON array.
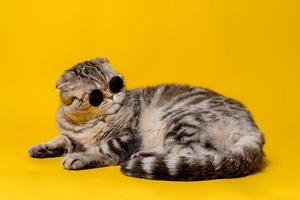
[[109, 76, 123, 93], [89, 89, 103, 107]]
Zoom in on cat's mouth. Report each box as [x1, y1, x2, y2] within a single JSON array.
[[60, 92, 88, 108]]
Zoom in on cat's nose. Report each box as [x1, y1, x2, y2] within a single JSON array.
[[103, 91, 113, 100]]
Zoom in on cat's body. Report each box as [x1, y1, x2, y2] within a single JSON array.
[[29, 58, 264, 181]]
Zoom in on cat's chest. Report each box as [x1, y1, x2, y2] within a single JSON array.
[[60, 120, 110, 147]]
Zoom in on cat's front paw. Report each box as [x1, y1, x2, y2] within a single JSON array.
[[29, 144, 50, 158], [63, 153, 90, 170]]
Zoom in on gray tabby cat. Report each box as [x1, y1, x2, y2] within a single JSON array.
[[29, 58, 265, 181]]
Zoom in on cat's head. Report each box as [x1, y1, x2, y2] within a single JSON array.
[[56, 58, 126, 123]]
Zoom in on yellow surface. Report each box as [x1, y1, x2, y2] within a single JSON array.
[[0, 0, 299, 199]]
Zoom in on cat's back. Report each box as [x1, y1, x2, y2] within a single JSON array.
[[128, 84, 218, 106], [128, 84, 248, 117]]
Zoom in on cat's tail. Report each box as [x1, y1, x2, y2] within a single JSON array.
[[120, 144, 264, 181]]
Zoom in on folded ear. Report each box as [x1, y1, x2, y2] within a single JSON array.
[[91, 57, 109, 66], [55, 71, 74, 90], [56, 76, 64, 89]]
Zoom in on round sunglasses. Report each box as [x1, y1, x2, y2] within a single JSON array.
[[89, 76, 123, 107]]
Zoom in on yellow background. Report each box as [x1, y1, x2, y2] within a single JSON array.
[[0, 0, 299, 199]]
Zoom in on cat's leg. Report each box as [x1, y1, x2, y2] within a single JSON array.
[[62, 152, 109, 170], [120, 116, 218, 180], [29, 135, 70, 158], [121, 124, 264, 180], [63, 132, 139, 170]]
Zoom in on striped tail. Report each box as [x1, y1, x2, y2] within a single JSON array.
[[120, 148, 264, 181]]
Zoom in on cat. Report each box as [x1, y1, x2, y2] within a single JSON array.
[[29, 57, 265, 181]]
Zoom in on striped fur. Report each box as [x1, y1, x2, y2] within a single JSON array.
[[121, 143, 264, 180], [29, 57, 265, 181]]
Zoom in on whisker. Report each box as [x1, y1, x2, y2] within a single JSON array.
[[90, 109, 102, 121], [89, 92, 126, 120], [98, 93, 126, 109], [56, 82, 70, 91]]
